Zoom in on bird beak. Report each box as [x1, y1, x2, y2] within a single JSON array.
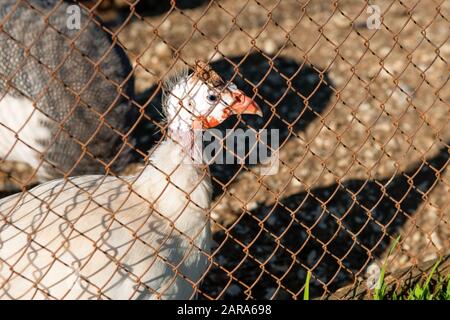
[[227, 90, 263, 117], [192, 90, 262, 129]]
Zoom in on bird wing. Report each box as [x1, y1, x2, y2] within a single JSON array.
[[0, 174, 167, 299], [0, 170, 210, 300]]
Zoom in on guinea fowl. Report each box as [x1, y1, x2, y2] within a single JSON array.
[[0, 0, 136, 181], [0, 61, 262, 299]]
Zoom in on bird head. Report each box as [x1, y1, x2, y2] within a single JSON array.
[[163, 60, 262, 132]]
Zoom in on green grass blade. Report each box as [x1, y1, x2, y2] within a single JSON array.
[[424, 258, 441, 289], [414, 283, 423, 299], [303, 270, 311, 300], [374, 235, 401, 300], [386, 235, 401, 258], [445, 275, 450, 300], [419, 258, 441, 300]]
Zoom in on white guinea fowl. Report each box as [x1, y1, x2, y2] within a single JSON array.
[[0, 61, 262, 300]]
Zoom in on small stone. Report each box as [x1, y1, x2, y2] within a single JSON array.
[[209, 51, 223, 62], [291, 177, 302, 187], [379, 47, 390, 57], [424, 253, 437, 261], [210, 211, 220, 221], [245, 201, 258, 211], [154, 42, 171, 57], [160, 20, 172, 32], [430, 232, 443, 250], [263, 40, 277, 55], [412, 232, 421, 243], [365, 262, 381, 290]]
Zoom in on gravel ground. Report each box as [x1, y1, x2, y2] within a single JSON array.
[[0, 0, 449, 299]]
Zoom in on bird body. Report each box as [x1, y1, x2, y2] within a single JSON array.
[[0, 139, 212, 299], [0, 0, 135, 181], [0, 61, 262, 299], [0, 94, 51, 168]]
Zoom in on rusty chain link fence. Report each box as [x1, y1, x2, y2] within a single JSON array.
[[0, 0, 449, 299]]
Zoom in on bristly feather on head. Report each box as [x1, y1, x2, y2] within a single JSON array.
[[191, 60, 225, 88], [161, 65, 190, 107], [161, 60, 226, 117]]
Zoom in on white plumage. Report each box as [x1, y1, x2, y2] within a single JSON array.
[[0, 61, 261, 299], [0, 94, 50, 169], [0, 140, 211, 299]]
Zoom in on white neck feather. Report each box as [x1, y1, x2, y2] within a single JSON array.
[[133, 134, 212, 220]]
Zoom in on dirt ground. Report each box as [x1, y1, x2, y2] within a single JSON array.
[[0, 0, 449, 299]]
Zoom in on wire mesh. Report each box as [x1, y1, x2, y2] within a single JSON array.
[[0, 0, 448, 299]]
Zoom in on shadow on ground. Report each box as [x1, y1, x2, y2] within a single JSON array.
[[88, 0, 209, 28], [131, 0, 209, 16], [201, 144, 449, 299]]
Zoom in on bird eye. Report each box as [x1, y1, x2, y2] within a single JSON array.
[[206, 93, 218, 103]]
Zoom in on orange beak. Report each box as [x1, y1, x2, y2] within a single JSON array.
[[227, 90, 263, 117], [193, 90, 262, 129]]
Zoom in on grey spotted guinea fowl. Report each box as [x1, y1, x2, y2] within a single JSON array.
[[0, 60, 262, 299], [0, 0, 136, 181]]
